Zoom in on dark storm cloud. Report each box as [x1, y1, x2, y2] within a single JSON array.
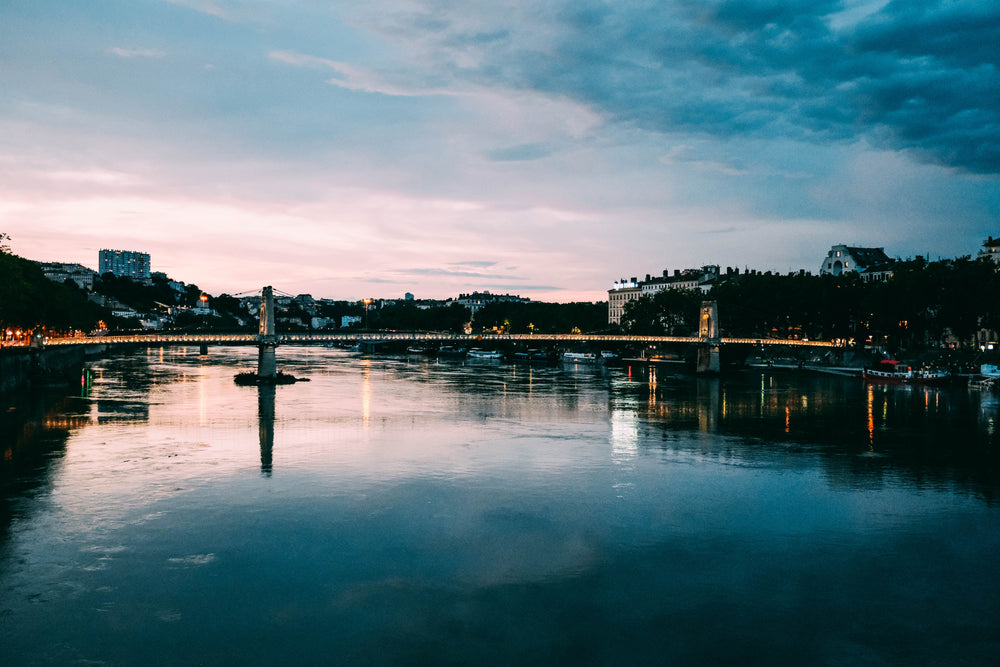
[[406, 0, 999, 174]]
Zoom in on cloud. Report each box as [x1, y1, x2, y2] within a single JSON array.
[[403, 267, 521, 280], [347, 0, 1000, 174], [660, 145, 748, 176], [450, 261, 497, 268], [163, 0, 231, 20], [44, 169, 144, 187], [269, 49, 450, 97], [486, 143, 553, 162], [109, 47, 167, 59]]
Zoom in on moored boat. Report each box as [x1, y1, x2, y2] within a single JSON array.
[[467, 348, 503, 360], [562, 351, 598, 363], [863, 360, 951, 385], [513, 349, 557, 363]]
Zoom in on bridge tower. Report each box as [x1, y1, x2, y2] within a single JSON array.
[[696, 300, 721, 374], [258, 286, 277, 381]]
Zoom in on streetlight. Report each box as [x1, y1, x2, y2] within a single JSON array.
[[199, 294, 208, 312], [363, 298, 372, 330]]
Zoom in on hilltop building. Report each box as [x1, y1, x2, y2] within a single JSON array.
[[979, 237, 1000, 264], [454, 291, 529, 316], [608, 265, 720, 325], [99, 249, 151, 282], [819, 245, 894, 282], [35, 262, 98, 290]]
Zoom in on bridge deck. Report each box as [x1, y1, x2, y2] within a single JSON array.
[[43, 332, 841, 348]]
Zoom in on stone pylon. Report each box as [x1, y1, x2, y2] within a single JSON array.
[[258, 286, 277, 381], [696, 300, 721, 374]]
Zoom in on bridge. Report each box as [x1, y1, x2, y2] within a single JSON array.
[[41, 287, 843, 379], [43, 332, 841, 347]]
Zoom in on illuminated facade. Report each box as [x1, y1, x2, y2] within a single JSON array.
[[99, 249, 151, 281]]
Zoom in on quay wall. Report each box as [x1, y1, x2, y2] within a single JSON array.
[[0, 345, 92, 394]]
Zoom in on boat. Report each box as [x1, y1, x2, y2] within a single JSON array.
[[969, 364, 1000, 390], [969, 376, 998, 391], [513, 349, 557, 363], [562, 351, 598, 364], [436, 345, 467, 358], [862, 360, 951, 385], [467, 348, 503, 360]]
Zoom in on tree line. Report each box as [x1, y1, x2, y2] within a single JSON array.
[[0, 242, 104, 334], [621, 256, 1000, 351]]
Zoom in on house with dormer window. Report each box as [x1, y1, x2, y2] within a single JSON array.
[[820, 245, 894, 282]]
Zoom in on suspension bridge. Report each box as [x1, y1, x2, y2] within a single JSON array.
[[41, 287, 844, 378]]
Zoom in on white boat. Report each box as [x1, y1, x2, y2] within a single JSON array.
[[467, 348, 503, 360], [562, 351, 597, 363]]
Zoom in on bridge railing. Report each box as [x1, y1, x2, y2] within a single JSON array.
[[42, 331, 843, 348]]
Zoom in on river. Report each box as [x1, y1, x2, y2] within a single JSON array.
[[2, 346, 998, 665]]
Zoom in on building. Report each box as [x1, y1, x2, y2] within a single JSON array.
[[607, 266, 720, 325], [607, 278, 641, 325], [819, 245, 894, 282], [35, 262, 98, 290], [979, 236, 1000, 264], [454, 291, 529, 316], [99, 249, 151, 282]]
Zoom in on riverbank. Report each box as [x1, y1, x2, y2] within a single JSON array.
[[0, 344, 106, 394]]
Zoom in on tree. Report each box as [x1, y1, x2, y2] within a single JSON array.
[[621, 289, 701, 335], [0, 249, 104, 332]]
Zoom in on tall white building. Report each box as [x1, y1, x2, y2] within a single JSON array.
[[607, 266, 719, 325], [99, 249, 151, 281]]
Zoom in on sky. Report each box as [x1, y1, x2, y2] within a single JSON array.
[[1, 0, 998, 302]]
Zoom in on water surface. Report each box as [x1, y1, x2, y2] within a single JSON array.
[[2, 347, 998, 664]]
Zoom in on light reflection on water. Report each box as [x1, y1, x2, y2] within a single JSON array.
[[1, 346, 999, 665]]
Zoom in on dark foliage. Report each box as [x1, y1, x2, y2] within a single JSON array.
[[365, 302, 471, 333], [620, 257, 1000, 352], [471, 301, 609, 334], [0, 250, 104, 332]]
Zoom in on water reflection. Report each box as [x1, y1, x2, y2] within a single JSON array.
[[361, 358, 371, 429], [258, 385, 275, 477], [615, 366, 1000, 501], [0, 391, 79, 545], [2, 350, 999, 665]]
